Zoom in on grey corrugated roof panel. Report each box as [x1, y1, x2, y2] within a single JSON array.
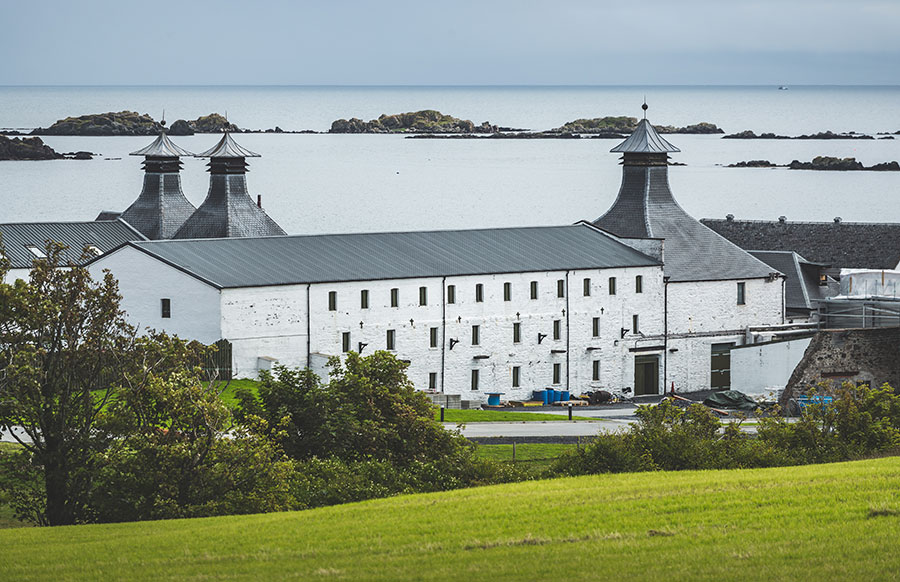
[[701, 219, 900, 270], [610, 119, 680, 153], [0, 220, 147, 268], [123, 224, 661, 289], [196, 132, 260, 158], [130, 132, 194, 157], [594, 165, 774, 282]]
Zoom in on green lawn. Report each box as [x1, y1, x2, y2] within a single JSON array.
[[2, 457, 899, 581], [217, 378, 260, 408], [436, 409, 591, 422], [475, 443, 578, 472]]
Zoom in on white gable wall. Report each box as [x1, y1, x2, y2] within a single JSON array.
[[87, 246, 222, 342]]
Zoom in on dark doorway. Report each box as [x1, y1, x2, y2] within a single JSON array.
[[710, 342, 735, 389], [634, 355, 659, 395]]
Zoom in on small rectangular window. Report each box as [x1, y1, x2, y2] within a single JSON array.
[[447, 284, 456, 304], [635, 275, 643, 294], [360, 289, 369, 309], [633, 314, 640, 334], [472, 325, 480, 346], [386, 329, 396, 350], [592, 317, 600, 338], [583, 278, 591, 296], [25, 245, 46, 259], [609, 277, 617, 295], [419, 286, 427, 306], [553, 319, 561, 341], [430, 327, 439, 348], [390, 288, 399, 308], [557, 279, 565, 298], [429, 372, 437, 390], [530, 281, 538, 300], [513, 322, 521, 343], [475, 283, 484, 303], [328, 291, 337, 311], [161, 298, 171, 319], [471, 369, 480, 391], [342, 332, 351, 353], [552, 363, 561, 385], [503, 282, 512, 301], [737, 282, 746, 305], [512, 366, 521, 388], [592, 360, 600, 381]]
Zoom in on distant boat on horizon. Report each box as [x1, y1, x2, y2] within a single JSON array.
[[778, 86, 789, 90]]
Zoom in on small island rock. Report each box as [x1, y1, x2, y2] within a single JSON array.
[[0, 135, 64, 160]]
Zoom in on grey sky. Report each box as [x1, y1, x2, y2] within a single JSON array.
[[2, 0, 898, 85]]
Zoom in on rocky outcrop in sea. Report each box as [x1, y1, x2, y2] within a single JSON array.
[[329, 110, 496, 133], [33, 111, 162, 136], [723, 130, 876, 140], [168, 114, 241, 135], [0, 136, 63, 160], [726, 156, 900, 171]]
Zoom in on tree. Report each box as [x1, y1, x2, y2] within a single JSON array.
[[0, 243, 208, 525]]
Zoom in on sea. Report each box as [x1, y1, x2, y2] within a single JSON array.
[[2, 85, 900, 234]]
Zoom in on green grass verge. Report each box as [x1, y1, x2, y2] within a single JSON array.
[[217, 378, 260, 408], [436, 409, 590, 422], [475, 443, 577, 463], [2, 457, 899, 580]]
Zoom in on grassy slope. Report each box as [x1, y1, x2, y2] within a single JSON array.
[[2, 457, 899, 581]]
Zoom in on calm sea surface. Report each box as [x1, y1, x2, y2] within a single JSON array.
[[2, 86, 900, 233]]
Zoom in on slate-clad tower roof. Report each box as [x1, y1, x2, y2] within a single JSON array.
[[593, 112, 775, 282], [120, 130, 197, 240], [173, 133, 286, 239]]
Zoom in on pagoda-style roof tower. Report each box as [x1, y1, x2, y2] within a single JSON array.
[[173, 133, 286, 239], [120, 130, 197, 240], [593, 108, 774, 282]]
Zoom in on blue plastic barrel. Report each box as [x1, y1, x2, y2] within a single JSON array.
[[487, 393, 501, 406], [549, 389, 559, 403], [560, 390, 570, 402], [533, 389, 549, 404]]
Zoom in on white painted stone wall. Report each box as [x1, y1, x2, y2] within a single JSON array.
[[731, 337, 811, 397], [86, 246, 222, 343], [3, 268, 30, 284], [662, 278, 785, 392]]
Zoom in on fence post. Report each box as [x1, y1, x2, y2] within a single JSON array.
[[512, 441, 516, 463]]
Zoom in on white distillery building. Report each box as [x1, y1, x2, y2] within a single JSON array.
[[85, 116, 789, 399], [591, 116, 785, 392], [87, 222, 666, 400]]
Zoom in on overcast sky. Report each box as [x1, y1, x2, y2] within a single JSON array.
[[2, 0, 898, 85]]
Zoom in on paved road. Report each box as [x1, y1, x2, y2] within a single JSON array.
[[445, 419, 632, 438]]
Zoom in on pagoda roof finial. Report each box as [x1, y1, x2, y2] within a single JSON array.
[[129, 130, 194, 157], [196, 132, 260, 158], [610, 109, 680, 154]]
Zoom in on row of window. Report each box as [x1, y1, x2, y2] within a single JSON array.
[[339, 315, 642, 353], [465, 360, 603, 390], [326, 276, 644, 311]]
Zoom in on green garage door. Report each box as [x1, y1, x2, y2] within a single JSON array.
[[634, 355, 659, 395], [710, 343, 735, 389]]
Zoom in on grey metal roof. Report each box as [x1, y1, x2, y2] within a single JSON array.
[[130, 132, 194, 157], [749, 250, 837, 314], [113, 223, 661, 289], [120, 174, 198, 240], [0, 219, 146, 268], [594, 165, 775, 282], [196, 133, 260, 158], [610, 119, 680, 154], [701, 218, 900, 270], [172, 175, 286, 239]]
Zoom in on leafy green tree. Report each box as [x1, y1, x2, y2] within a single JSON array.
[[0, 244, 212, 525], [240, 351, 472, 466], [91, 371, 297, 522]]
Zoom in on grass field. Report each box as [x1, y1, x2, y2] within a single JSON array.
[[2, 457, 899, 581], [217, 378, 261, 408], [436, 409, 590, 422]]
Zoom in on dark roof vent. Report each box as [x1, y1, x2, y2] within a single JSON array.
[[834, 217, 843, 224], [778, 216, 787, 223], [726, 214, 734, 222]]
